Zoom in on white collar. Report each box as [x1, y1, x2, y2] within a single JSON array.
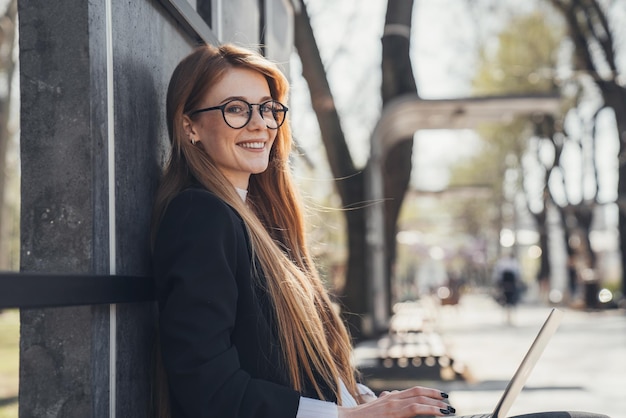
[[235, 187, 248, 202]]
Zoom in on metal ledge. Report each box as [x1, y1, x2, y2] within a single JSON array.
[[157, 0, 219, 45], [0, 273, 155, 309]]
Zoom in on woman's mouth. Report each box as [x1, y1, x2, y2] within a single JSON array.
[[238, 141, 265, 149]]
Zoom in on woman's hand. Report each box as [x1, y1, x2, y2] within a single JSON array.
[[338, 386, 455, 417]]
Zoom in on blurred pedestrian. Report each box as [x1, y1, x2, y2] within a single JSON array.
[[492, 252, 522, 324]]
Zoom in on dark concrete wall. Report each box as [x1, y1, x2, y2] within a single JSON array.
[[19, 1, 111, 416], [109, 2, 190, 416], [19, 0, 290, 415], [221, 0, 260, 45], [19, 0, 214, 417]]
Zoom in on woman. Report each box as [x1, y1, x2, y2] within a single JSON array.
[[151, 43, 454, 418]]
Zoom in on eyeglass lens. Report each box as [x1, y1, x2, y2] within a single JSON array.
[[223, 100, 286, 129]]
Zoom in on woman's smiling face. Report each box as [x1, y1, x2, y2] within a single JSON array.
[[185, 67, 277, 189]]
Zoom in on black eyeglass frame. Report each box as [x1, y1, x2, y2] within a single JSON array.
[[187, 99, 288, 130]]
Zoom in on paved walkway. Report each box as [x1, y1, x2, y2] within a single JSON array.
[[418, 291, 625, 417]]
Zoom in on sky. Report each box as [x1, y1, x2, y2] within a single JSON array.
[[290, 0, 623, 200], [289, 0, 528, 191]]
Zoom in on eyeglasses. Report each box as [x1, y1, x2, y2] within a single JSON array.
[[187, 99, 288, 130]]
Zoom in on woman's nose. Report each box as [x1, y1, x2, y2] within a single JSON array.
[[247, 105, 267, 129]]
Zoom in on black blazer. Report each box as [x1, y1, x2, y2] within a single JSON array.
[[154, 188, 304, 417]]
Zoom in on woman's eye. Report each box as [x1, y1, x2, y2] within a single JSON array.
[[261, 103, 279, 115], [225, 103, 247, 114]]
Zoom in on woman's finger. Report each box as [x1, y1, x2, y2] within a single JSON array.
[[393, 386, 449, 401], [340, 389, 455, 418]]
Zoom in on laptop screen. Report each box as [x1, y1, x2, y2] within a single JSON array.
[[492, 308, 564, 418]]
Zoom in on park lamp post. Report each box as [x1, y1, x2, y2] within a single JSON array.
[[365, 93, 562, 336]]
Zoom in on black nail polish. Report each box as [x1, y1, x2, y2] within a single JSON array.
[[447, 406, 456, 413], [440, 392, 449, 399], [440, 408, 451, 415]]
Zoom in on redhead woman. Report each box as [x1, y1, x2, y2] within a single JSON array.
[[151, 43, 454, 418]]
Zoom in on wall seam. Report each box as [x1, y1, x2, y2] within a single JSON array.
[[105, 0, 117, 416]]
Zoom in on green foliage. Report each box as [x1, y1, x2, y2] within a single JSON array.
[[473, 11, 563, 95], [0, 310, 18, 418], [446, 9, 567, 255]]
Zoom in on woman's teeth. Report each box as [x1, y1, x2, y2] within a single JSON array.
[[239, 142, 264, 149]]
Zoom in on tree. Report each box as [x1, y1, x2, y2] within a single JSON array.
[[380, 0, 418, 318], [542, 106, 604, 274], [468, 10, 563, 292], [294, 0, 418, 338], [456, 3, 617, 301], [548, 0, 626, 297]]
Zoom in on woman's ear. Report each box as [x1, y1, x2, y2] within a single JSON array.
[[182, 115, 200, 145]]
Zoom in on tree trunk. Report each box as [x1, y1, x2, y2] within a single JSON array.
[[381, 0, 417, 313], [293, 1, 369, 339], [294, 0, 421, 338], [600, 83, 626, 296], [534, 210, 551, 295]]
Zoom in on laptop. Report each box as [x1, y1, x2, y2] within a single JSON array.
[[457, 307, 565, 418]]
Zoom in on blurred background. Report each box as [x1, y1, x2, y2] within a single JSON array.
[[289, 0, 624, 316], [1, 0, 625, 417], [285, 2, 626, 414]]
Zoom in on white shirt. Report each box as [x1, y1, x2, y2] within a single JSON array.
[[235, 187, 248, 202], [296, 382, 376, 417]]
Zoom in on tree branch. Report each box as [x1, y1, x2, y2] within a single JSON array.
[[293, 0, 357, 190]]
